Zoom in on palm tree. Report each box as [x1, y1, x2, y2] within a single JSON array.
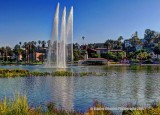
[[38, 40, 41, 47], [0, 47, 5, 62], [47, 40, 51, 47], [13, 44, 22, 63], [27, 42, 32, 64], [30, 41, 37, 63], [104, 39, 114, 50], [41, 41, 46, 48], [22, 42, 28, 64], [118, 36, 123, 41], [105, 40, 111, 50], [5, 46, 13, 62], [82, 36, 85, 45], [19, 42, 22, 48], [114, 36, 123, 50], [41, 41, 46, 63]]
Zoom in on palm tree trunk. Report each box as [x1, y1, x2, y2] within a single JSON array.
[[28, 47, 30, 64], [2, 53, 4, 62], [25, 49, 27, 64], [42, 54, 44, 64]]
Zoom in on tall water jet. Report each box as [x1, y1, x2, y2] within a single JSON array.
[[46, 3, 73, 68], [66, 7, 73, 65], [46, 3, 59, 67], [58, 7, 66, 68]]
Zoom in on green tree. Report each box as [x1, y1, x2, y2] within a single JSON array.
[[38, 40, 41, 46], [137, 51, 149, 63], [104, 39, 114, 50], [13, 44, 22, 63], [130, 32, 141, 46], [19, 42, 22, 47], [5, 46, 13, 62], [117, 51, 125, 60], [82, 36, 85, 45], [22, 42, 28, 63], [73, 50, 84, 61], [144, 29, 158, 44], [41, 41, 46, 63], [114, 37, 123, 50], [0, 47, 6, 62], [118, 36, 123, 41], [101, 52, 116, 60]]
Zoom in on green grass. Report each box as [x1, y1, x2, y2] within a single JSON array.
[[123, 103, 160, 115], [0, 69, 30, 77], [0, 69, 105, 77], [104, 65, 160, 72], [1, 94, 160, 115], [0, 95, 112, 115], [1, 65, 160, 78], [0, 94, 30, 115]]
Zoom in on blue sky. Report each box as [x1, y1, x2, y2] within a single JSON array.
[[0, 0, 160, 47]]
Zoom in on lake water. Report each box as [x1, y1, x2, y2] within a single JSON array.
[[0, 65, 160, 113]]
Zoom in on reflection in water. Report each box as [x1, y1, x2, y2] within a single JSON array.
[[51, 77, 74, 110], [0, 66, 159, 112]]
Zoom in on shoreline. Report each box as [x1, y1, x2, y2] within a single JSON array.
[[0, 63, 160, 67]]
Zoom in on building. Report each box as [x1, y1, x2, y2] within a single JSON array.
[[87, 48, 97, 58], [93, 43, 105, 48], [124, 40, 132, 48], [150, 52, 160, 59], [18, 54, 23, 61], [35, 52, 45, 61], [78, 58, 108, 65], [120, 57, 130, 64], [135, 45, 143, 51], [95, 48, 108, 55]]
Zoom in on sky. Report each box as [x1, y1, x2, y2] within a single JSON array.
[[0, 0, 160, 47]]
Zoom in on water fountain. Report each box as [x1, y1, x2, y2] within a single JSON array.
[[46, 3, 73, 68]]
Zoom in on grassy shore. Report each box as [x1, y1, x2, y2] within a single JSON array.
[[104, 64, 160, 71], [0, 65, 160, 77], [0, 94, 160, 115], [0, 94, 112, 115], [0, 69, 102, 77]]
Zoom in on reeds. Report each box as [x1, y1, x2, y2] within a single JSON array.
[[0, 95, 112, 115], [1, 95, 160, 115], [0, 69, 105, 77], [0, 94, 31, 115]]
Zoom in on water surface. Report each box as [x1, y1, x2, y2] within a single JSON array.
[[0, 65, 160, 113]]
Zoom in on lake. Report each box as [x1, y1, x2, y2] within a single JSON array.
[[0, 65, 160, 113]]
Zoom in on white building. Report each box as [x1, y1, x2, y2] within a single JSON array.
[[150, 52, 160, 59], [124, 40, 132, 48], [135, 45, 143, 51]]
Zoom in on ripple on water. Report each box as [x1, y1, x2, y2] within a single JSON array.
[[0, 66, 159, 113]]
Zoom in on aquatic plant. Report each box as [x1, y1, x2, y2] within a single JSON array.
[[51, 71, 73, 76], [0, 69, 29, 77], [1, 94, 160, 115], [0, 95, 112, 115], [86, 100, 112, 115], [0, 94, 30, 114], [0, 69, 98, 77], [79, 72, 95, 77]]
